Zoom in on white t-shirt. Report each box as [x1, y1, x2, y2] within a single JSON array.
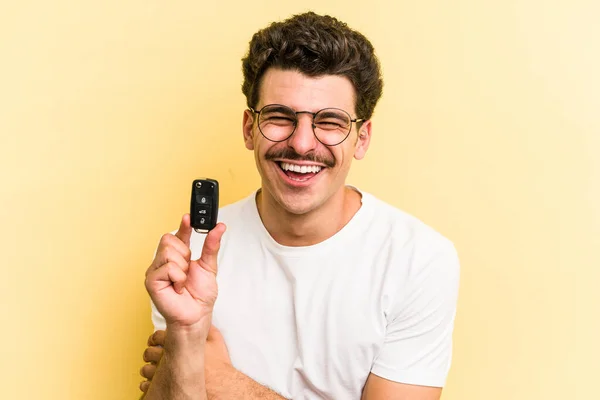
[[152, 188, 460, 399]]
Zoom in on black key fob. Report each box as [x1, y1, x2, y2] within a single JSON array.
[[190, 178, 219, 234]]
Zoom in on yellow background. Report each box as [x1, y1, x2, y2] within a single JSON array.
[[1, 1, 598, 399]]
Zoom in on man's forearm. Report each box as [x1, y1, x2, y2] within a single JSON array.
[[206, 363, 288, 400], [144, 326, 208, 400]]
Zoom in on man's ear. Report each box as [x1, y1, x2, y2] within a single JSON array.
[[242, 109, 255, 150], [354, 120, 372, 160]]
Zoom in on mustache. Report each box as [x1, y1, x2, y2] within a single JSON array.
[[265, 148, 336, 168]]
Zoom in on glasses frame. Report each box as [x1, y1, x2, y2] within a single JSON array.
[[249, 104, 364, 146]]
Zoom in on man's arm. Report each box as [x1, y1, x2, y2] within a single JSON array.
[[361, 373, 442, 400], [143, 326, 208, 400], [203, 325, 288, 399], [140, 327, 288, 400], [205, 363, 287, 400], [142, 354, 286, 400]]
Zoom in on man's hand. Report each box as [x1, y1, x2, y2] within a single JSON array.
[[139, 330, 164, 393], [139, 327, 232, 394], [144, 214, 226, 331]]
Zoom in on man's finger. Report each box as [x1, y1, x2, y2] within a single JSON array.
[[140, 363, 157, 380], [148, 232, 192, 275], [162, 247, 190, 273], [162, 235, 192, 264], [174, 214, 192, 247], [145, 261, 188, 295], [140, 380, 151, 393], [196, 223, 227, 274], [143, 346, 164, 363], [147, 330, 166, 346]]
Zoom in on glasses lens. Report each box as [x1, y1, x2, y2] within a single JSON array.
[[258, 105, 296, 142], [314, 108, 352, 145]]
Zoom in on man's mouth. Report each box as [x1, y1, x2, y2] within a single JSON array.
[[277, 161, 324, 182]]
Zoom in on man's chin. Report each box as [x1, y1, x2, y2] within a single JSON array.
[[278, 195, 313, 215], [269, 189, 321, 216]]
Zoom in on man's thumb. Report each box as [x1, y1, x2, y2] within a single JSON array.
[[196, 223, 227, 274]]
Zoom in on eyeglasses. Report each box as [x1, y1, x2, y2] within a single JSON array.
[[249, 104, 364, 146]]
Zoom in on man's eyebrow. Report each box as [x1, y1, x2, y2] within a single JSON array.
[[317, 110, 350, 119], [263, 105, 294, 114]]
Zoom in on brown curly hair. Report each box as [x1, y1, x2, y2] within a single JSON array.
[[241, 12, 383, 120]]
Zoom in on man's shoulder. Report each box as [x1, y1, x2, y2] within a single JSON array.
[[361, 191, 455, 254]]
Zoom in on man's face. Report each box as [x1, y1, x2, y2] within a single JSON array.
[[242, 68, 371, 216]]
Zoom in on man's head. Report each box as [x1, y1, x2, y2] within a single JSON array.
[[240, 12, 383, 217]]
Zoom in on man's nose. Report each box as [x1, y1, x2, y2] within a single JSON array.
[[287, 114, 318, 155]]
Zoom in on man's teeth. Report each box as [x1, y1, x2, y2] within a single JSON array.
[[279, 162, 322, 174]]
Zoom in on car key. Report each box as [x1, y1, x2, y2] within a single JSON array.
[[190, 178, 219, 233]]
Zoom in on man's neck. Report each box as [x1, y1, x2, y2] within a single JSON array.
[[255, 186, 362, 247]]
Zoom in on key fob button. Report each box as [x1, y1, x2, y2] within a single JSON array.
[[194, 215, 209, 226], [196, 205, 211, 215], [196, 195, 212, 204]]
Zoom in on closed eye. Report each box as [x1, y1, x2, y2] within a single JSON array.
[[315, 121, 346, 130]]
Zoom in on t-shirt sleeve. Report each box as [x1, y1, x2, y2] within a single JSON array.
[[370, 239, 460, 388], [151, 300, 167, 332]]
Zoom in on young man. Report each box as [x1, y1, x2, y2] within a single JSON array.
[[141, 12, 460, 400]]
